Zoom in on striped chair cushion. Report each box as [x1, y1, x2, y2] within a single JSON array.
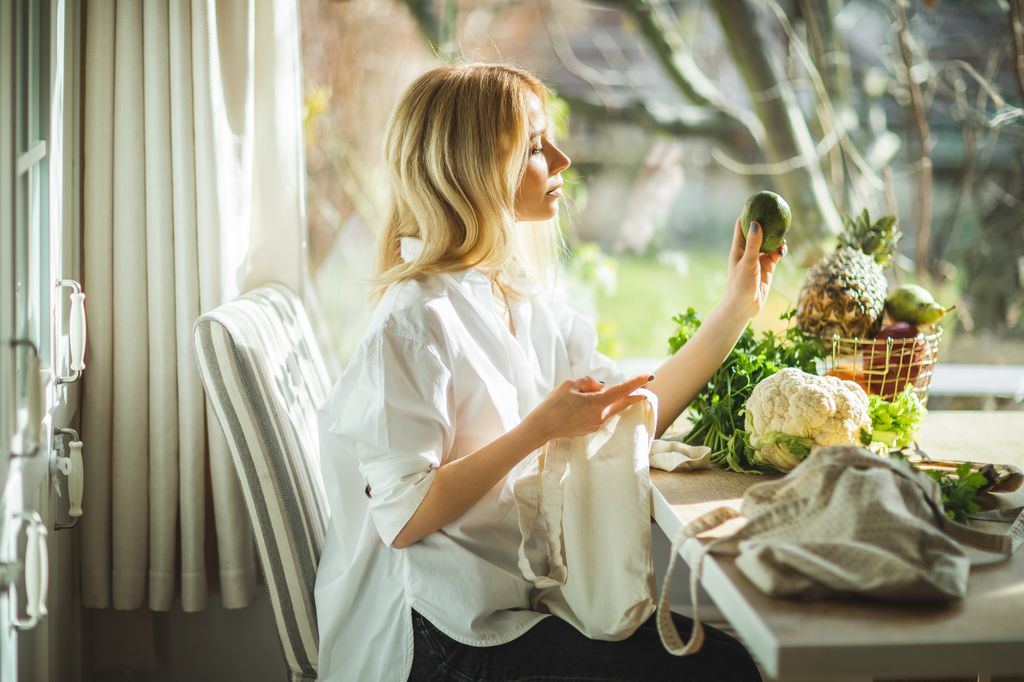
[[193, 284, 330, 682]]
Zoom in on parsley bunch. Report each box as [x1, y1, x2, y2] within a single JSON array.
[[890, 455, 989, 523], [667, 308, 826, 473], [926, 462, 988, 523]]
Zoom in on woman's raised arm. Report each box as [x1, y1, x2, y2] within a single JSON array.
[[646, 219, 785, 439]]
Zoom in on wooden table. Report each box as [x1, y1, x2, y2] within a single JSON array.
[[651, 411, 1024, 682]]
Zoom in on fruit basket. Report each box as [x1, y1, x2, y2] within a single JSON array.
[[822, 327, 943, 405]]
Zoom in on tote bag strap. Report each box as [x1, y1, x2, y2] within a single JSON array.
[[884, 454, 1024, 560], [656, 506, 740, 656], [943, 507, 1024, 559], [515, 440, 570, 588]]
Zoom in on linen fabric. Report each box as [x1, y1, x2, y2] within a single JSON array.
[[315, 237, 628, 682], [81, 0, 305, 613], [511, 393, 658, 640], [656, 445, 1024, 656], [649, 441, 712, 471], [193, 284, 330, 681]]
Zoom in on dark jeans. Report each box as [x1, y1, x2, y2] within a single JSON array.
[[409, 610, 761, 682]]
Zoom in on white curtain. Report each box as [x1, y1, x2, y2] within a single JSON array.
[[81, 0, 306, 612]]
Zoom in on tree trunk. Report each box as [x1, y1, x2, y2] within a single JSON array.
[[712, 0, 843, 248], [798, 0, 854, 212], [600, 0, 763, 160]]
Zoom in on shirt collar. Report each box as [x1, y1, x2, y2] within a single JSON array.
[[399, 236, 474, 284]]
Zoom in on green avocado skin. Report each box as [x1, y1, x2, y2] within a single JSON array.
[[742, 191, 791, 253]]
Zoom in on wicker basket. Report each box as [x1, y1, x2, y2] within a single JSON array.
[[821, 327, 943, 405]]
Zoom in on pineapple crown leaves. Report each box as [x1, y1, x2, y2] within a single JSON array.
[[837, 208, 901, 268]]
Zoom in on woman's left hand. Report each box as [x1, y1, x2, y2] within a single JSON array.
[[725, 217, 786, 321]]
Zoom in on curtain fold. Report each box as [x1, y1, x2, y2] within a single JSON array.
[[81, 0, 306, 613]]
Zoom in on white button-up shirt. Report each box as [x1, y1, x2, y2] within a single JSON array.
[[315, 237, 625, 681]]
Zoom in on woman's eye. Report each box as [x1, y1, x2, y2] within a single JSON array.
[[531, 146, 543, 155]]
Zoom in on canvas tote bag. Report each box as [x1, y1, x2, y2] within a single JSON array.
[[655, 445, 1024, 656], [511, 391, 659, 640]]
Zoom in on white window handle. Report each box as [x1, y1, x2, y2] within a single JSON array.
[[9, 511, 49, 630], [52, 428, 84, 530], [24, 517, 48, 623], [69, 292, 86, 372], [55, 279, 87, 384], [68, 440, 83, 517]]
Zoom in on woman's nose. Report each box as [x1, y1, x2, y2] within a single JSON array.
[[549, 144, 570, 174]]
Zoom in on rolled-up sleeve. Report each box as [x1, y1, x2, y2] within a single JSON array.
[[324, 322, 454, 547]]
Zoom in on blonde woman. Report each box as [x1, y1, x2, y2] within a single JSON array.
[[316, 63, 781, 681]]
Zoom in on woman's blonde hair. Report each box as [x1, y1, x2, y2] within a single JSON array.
[[371, 63, 562, 302]]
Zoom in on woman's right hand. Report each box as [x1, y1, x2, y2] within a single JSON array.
[[523, 374, 653, 444]]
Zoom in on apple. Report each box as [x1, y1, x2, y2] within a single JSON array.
[[862, 322, 927, 399]]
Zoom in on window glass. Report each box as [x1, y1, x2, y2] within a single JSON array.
[[300, 1, 1024, 410], [13, 0, 50, 364], [1, 0, 14, 486]]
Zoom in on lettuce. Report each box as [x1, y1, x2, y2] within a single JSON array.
[[868, 385, 927, 449]]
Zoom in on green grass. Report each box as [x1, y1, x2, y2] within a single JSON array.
[[593, 250, 809, 360]]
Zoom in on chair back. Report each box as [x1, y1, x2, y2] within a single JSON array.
[[193, 283, 330, 681]]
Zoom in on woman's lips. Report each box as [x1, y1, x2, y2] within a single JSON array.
[[546, 186, 562, 197]]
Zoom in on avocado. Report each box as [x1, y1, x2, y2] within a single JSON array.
[[741, 191, 791, 253]]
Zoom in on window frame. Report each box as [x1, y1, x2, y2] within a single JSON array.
[[2, 1, 79, 678]]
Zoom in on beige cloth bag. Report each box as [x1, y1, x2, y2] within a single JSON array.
[[511, 391, 659, 640], [657, 445, 1024, 656]]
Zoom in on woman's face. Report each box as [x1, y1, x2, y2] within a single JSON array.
[[514, 93, 571, 222]]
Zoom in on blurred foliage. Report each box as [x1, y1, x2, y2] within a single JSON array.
[[303, 85, 331, 148], [301, 0, 1024, 371], [562, 241, 621, 353], [565, 243, 618, 297], [589, 251, 807, 359]]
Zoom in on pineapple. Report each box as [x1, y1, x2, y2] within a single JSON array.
[[796, 210, 900, 339]]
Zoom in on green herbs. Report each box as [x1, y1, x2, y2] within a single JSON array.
[[667, 308, 826, 473], [889, 455, 988, 524], [926, 462, 988, 523], [868, 384, 928, 449]]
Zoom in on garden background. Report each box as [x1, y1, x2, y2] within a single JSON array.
[[299, 0, 1024, 402]]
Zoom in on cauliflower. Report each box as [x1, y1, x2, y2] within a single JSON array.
[[744, 367, 872, 472]]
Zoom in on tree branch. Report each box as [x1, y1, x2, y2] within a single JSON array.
[[709, 118, 844, 175], [893, 0, 933, 278], [797, 0, 846, 207], [711, 0, 843, 242], [539, 0, 625, 108], [762, 0, 884, 191], [556, 91, 749, 141], [934, 64, 976, 265], [1011, 0, 1024, 103], [596, 0, 763, 152]]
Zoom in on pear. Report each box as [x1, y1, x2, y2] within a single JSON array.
[[885, 284, 952, 326]]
